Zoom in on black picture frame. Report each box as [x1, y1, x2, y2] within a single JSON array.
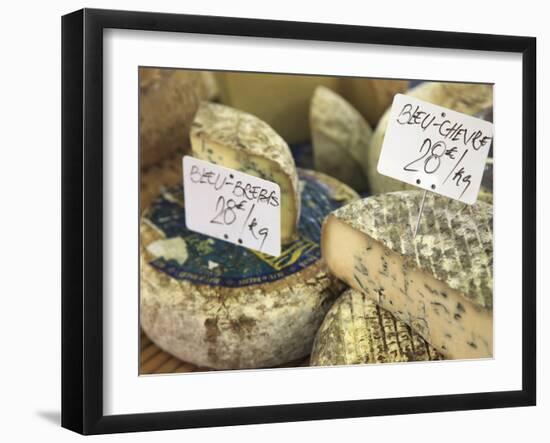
[[61, 8, 537, 435]]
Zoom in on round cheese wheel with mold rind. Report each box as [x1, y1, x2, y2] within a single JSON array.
[[366, 82, 493, 196], [310, 86, 372, 192], [140, 169, 358, 370], [190, 102, 301, 244], [311, 289, 442, 366], [322, 190, 493, 360]]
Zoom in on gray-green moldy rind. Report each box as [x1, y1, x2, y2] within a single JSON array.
[[311, 289, 442, 366], [330, 191, 493, 310], [140, 169, 358, 370], [141, 255, 343, 369]]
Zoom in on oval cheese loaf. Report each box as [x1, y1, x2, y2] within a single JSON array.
[[310, 86, 372, 192], [311, 289, 442, 366], [140, 68, 218, 169], [190, 102, 301, 244], [366, 82, 493, 196], [322, 191, 493, 360], [141, 169, 358, 370]]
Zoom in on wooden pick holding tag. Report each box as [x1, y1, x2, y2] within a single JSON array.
[[377, 94, 493, 237]]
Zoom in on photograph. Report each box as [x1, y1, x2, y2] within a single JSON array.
[[138, 68, 494, 374]]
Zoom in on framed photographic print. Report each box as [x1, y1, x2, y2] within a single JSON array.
[[61, 8, 536, 435]]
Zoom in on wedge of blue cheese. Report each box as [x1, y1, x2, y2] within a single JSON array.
[[190, 102, 300, 244], [310, 86, 372, 191], [311, 289, 442, 366], [322, 191, 493, 360]]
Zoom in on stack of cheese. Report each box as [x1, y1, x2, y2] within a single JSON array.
[[140, 102, 359, 370], [311, 190, 493, 365]]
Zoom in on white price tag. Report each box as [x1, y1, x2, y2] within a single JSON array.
[[182, 156, 281, 257], [377, 94, 493, 204]]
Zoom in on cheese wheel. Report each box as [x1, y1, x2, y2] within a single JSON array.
[[140, 169, 358, 369], [322, 191, 493, 360], [311, 289, 442, 366], [214, 73, 407, 143], [310, 86, 372, 191], [190, 102, 301, 244], [366, 82, 493, 195], [139, 68, 218, 169]]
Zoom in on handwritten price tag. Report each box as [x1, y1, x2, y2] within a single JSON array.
[[377, 94, 493, 204], [183, 156, 281, 257]]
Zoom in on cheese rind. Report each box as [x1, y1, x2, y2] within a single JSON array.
[[367, 82, 493, 195], [310, 86, 372, 191], [141, 168, 358, 370], [139, 68, 218, 169], [340, 78, 409, 126], [190, 102, 300, 244], [311, 289, 442, 366], [322, 191, 493, 359], [140, 153, 183, 211]]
